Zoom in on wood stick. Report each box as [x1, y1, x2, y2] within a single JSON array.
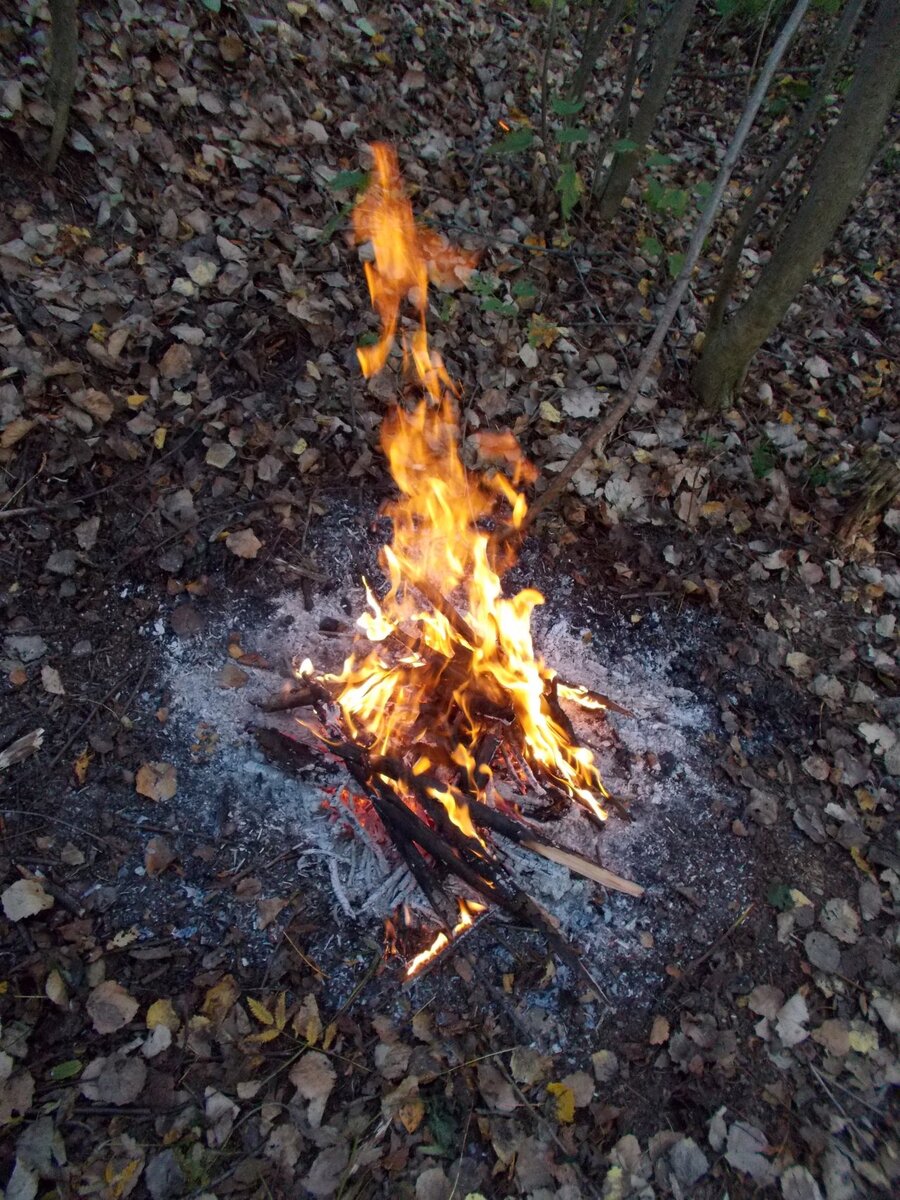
[[523, 841, 644, 897]]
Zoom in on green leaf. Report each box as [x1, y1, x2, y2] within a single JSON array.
[[666, 252, 685, 279], [752, 439, 777, 479], [469, 273, 498, 297], [488, 128, 535, 155], [550, 96, 586, 116], [556, 127, 590, 145], [355, 16, 377, 36], [328, 169, 369, 192], [661, 188, 689, 217], [555, 162, 583, 222], [511, 279, 538, 300], [766, 882, 794, 912], [640, 237, 663, 261], [643, 176, 665, 210], [50, 1059, 82, 1081], [611, 138, 639, 154], [357, 331, 380, 347], [646, 152, 674, 167], [201, 0, 222, 11], [481, 297, 518, 316]]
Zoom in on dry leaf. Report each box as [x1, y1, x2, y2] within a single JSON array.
[[226, 528, 262, 559], [146, 998, 181, 1033], [2, 878, 54, 921], [649, 1015, 670, 1045], [289, 1051, 336, 1127], [144, 836, 175, 877], [205, 442, 236, 469], [218, 661, 249, 688], [87, 980, 139, 1034], [201, 975, 239, 1023], [135, 761, 177, 802], [546, 1081, 575, 1122]]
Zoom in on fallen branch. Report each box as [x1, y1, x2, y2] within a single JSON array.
[[519, 0, 812, 532]]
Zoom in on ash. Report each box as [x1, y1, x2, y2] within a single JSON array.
[[154, 567, 747, 1008]]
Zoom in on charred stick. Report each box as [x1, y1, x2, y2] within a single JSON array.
[[555, 678, 635, 718], [258, 678, 333, 713], [252, 726, 318, 769]]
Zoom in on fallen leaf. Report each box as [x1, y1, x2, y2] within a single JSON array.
[[205, 442, 236, 469], [725, 1120, 775, 1184], [87, 981, 139, 1034], [144, 836, 175, 877], [290, 1051, 336, 1127], [41, 665, 65, 695], [546, 1081, 575, 1122], [649, 1015, 670, 1045], [80, 1053, 147, 1105], [226, 528, 262, 559], [217, 661, 249, 688], [775, 992, 809, 1047], [2, 879, 54, 921], [201, 975, 239, 1023], [146, 998, 181, 1033], [135, 761, 177, 802]]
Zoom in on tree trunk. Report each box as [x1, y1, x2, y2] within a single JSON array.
[[45, 0, 79, 173], [694, 0, 900, 409], [704, 0, 866, 338], [569, 0, 627, 105], [596, 0, 698, 221]]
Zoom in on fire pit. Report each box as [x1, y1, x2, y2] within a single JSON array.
[[152, 148, 748, 1004]]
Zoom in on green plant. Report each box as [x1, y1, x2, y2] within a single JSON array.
[[751, 437, 777, 478]]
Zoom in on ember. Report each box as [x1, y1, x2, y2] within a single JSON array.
[[271, 145, 642, 983]]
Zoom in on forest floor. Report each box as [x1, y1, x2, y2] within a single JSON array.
[[0, 3, 897, 1199]]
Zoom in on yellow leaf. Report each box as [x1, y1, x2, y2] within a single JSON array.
[[90, 322, 107, 342], [247, 996, 274, 1026], [855, 789, 876, 812], [848, 1027, 878, 1054], [274, 990, 287, 1031], [126, 393, 148, 408], [779, 409, 793, 423], [850, 846, 874, 877], [248, 1025, 283, 1044], [547, 1081, 575, 1123], [292, 437, 308, 456], [202, 975, 239, 1023], [147, 998, 180, 1032], [399, 1097, 424, 1132], [153, 427, 167, 450], [638, 277, 651, 298], [73, 747, 92, 784], [322, 1021, 338, 1051]]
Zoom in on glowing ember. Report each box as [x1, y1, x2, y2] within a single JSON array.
[[290, 144, 636, 978]]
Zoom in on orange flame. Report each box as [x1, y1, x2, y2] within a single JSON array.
[[320, 143, 610, 847], [406, 899, 486, 977]]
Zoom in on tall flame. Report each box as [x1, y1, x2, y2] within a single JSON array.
[[322, 143, 610, 840]]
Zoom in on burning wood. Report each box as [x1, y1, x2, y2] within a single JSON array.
[[268, 145, 642, 981]]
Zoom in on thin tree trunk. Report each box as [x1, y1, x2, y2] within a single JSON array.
[[569, 0, 627, 105], [45, 0, 79, 174], [596, 0, 699, 221], [540, 0, 562, 148], [519, 0, 811, 533], [694, 0, 900, 409], [705, 0, 867, 337]]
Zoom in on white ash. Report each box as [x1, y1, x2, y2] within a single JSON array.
[[155, 587, 746, 999]]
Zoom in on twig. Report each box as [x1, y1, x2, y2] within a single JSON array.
[[539, 0, 561, 148], [519, 0, 812, 530]]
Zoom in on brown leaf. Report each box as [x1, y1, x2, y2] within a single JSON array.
[[649, 1015, 670, 1045], [144, 836, 175, 877], [159, 342, 193, 380], [80, 1053, 147, 1105], [256, 896, 289, 930], [226, 528, 262, 559], [87, 980, 139, 1034], [290, 1051, 335, 1127], [476, 1061, 519, 1112], [136, 761, 177, 802], [201, 975, 239, 1023], [217, 661, 249, 688]]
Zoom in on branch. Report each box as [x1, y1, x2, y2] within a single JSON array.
[[520, 0, 812, 532], [706, 0, 866, 335]]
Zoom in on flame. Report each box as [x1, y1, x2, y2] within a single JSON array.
[[406, 899, 486, 977], [317, 143, 610, 838]]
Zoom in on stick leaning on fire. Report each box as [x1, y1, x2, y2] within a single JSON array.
[[257, 145, 643, 985]]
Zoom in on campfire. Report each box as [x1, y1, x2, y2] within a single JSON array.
[[262, 145, 642, 983]]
